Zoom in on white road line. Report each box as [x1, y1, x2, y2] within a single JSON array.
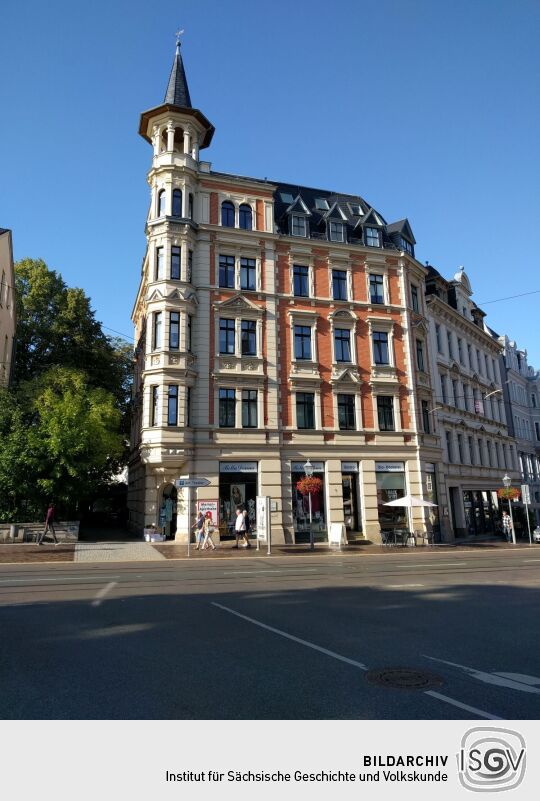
[[212, 602, 368, 670], [387, 583, 425, 588], [522, 559, 540, 562], [404, 563, 464, 567], [425, 691, 501, 720], [91, 581, 117, 607], [0, 575, 121, 584]]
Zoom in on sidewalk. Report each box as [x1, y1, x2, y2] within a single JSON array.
[[1, 537, 536, 564]]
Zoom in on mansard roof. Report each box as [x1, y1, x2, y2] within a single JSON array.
[[386, 218, 416, 244]]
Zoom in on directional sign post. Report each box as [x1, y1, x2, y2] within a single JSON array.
[[521, 484, 532, 544], [174, 478, 212, 556]]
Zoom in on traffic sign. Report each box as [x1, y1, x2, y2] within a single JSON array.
[[521, 484, 531, 505], [175, 478, 211, 488]]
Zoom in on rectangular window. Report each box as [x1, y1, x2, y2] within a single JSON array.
[[440, 373, 447, 404], [421, 400, 430, 433], [188, 250, 193, 282], [219, 254, 235, 288], [155, 246, 164, 281], [446, 431, 453, 463], [296, 392, 315, 429], [167, 385, 178, 426], [334, 329, 351, 362], [187, 315, 192, 352], [469, 436, 475, 465], [447, 332, 453, 359], [486, 440, 492, 467], [457, 433, 464, 463], [240, 258, 256, 291], [411, 284, 419, 313], [291, 215, 307, 237], [452, 379, 459, 407], [416, 339, 425, 372], [171, 246, 181, 280], [337, 394, 356, 430], [535, 422, 540, 441], [477, 438, 484, 466], [435, 324, 442, 353], [332, 269, 348, 300], [401, 237, 413, 256], [369, 274, 384, 304], [152, 311, 162, 350], [219, 318, 235, 354], [476, 349, 482, 374], [219, 388, 236, 428], [241, 320, 257, 356], [169, 312, 180, 350], [186, 387, 191, 427], [365, 227, 380, 247], [293, 265, 309, 297], [151, 386, 160, 427], [294, 325, 312, 360], [377, 396, 395, 431], [241, 390, 257, 428], [457, 338, 463, 363], [329, 221, 345, 242], [373, 331, 389, 365]]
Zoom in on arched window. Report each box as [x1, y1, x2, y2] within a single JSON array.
[[221, 200, 235, 227], [172, 189, 183, 217], [239, 204, 252, 230], [158, 189, 166, 217]]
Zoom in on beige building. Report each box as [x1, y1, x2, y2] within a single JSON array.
[[128, 42, 444, 544], [0, 228, 15, 388]]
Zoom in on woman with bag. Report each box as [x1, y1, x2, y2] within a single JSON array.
[[202, 511, 216, 550], [193, 510, 205, 550]]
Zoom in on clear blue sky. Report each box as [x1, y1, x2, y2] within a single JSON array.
[[1, 0, 539, 362]]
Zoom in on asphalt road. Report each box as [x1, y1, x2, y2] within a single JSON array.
[[1, 548, 539, 720]]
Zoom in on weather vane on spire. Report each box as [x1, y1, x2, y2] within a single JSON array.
[[175, 29, 184, 49]]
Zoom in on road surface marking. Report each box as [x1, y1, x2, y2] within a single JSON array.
[[522, 559, 540, 562], [424, 655, 540, 694], [424, 691, 501, 720], [404, 563, 464, 567], [212, 602, 368, 670], [91, 581, 117, 607], [387, 583, 425, 588], [0, 575, 121, 584]]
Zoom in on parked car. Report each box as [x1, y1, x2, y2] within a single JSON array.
[[533, 527, 540, 543]]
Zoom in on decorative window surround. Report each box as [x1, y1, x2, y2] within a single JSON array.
[[218, 194, 257, 230], [216, 252, 262, 292]]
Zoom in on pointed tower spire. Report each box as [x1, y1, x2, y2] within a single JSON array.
[[164, 31, 192, 108]]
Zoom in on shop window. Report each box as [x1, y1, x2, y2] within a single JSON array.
[[291, 462, 327, 542], [376, 465, 406, 533]]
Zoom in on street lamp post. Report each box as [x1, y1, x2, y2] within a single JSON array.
[[303, 459, 314, 551], [502, 473, 516, 545]]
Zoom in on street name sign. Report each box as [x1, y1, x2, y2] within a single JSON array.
[[175, 478, 211, 488], [521, 484, 531, 505]]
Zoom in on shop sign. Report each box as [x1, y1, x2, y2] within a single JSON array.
[[341, 461, 358, 473], [291, 461, 325, 473], [196, 500, 219, 526], [375, 462, 404, 473], [219, 462, 258, 473]]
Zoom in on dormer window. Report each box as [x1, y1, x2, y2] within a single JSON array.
[[291, 215, 307, 237], [329, 221, 346, 242], [365, 227, 381, 247], [221, 200, 235, 227], [280, 192, 294, 204], [400, 237, 414, 256], [315, 197, 329, 210], [349, 203, 362, 216]]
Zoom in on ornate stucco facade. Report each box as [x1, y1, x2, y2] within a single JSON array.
[[128, 42, 446, 544]]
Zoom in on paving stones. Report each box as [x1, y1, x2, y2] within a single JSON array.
[[74, 542, 166, 562]]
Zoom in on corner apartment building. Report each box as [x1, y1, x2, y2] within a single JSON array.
[[0, 228, 15, 388], [498, 336, 540, 526], [424, 266, 520, 538], [128, 41, 443, 544]]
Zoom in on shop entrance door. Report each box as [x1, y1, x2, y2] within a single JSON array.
[[342, 474, 359, 532]]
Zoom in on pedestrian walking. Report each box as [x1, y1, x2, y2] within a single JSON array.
[[202, 512, 216, 550], [242, 508, 252, 548], [193, 510, 205, 550], [37, 503, 58, 546], [233, 506, 250, 548], [502, 511, 513, 543]]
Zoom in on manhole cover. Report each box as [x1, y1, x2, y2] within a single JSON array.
[[366, 667, 443, 690]]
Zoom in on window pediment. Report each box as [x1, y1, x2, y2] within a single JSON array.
[[214, 294, 263, 316]]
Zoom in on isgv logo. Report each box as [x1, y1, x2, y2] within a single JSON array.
[[458, 727, 526, 792]]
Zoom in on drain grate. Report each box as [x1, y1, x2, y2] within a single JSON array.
[[366, 667, 444, 690]]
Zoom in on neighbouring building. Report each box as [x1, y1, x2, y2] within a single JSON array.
[[0, 228, 15, 388], [424, 266, 520, 539], [128, 39, 446, 544], [498, 336, 540, 528]]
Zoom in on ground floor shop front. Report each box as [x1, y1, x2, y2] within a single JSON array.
[[128, 449, 447, 545]]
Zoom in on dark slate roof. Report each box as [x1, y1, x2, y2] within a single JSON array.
[[164, 43, 192, 108], [425, 264, 443, 279], [386, 218, 416, 244], [0, 228, 10, 235]]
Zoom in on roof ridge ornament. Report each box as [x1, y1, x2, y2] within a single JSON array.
[[175, 28, 184, 54]]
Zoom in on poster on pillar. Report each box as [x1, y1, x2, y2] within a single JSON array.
[[196, 500, 219, 526]]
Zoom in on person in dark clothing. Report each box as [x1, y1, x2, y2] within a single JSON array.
[[37, 503, 58, 545]]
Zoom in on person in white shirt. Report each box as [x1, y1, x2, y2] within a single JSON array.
[[234, 506, 251, 548]]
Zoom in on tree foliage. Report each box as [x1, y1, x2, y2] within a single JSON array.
[[0, 259, 132, 521]]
